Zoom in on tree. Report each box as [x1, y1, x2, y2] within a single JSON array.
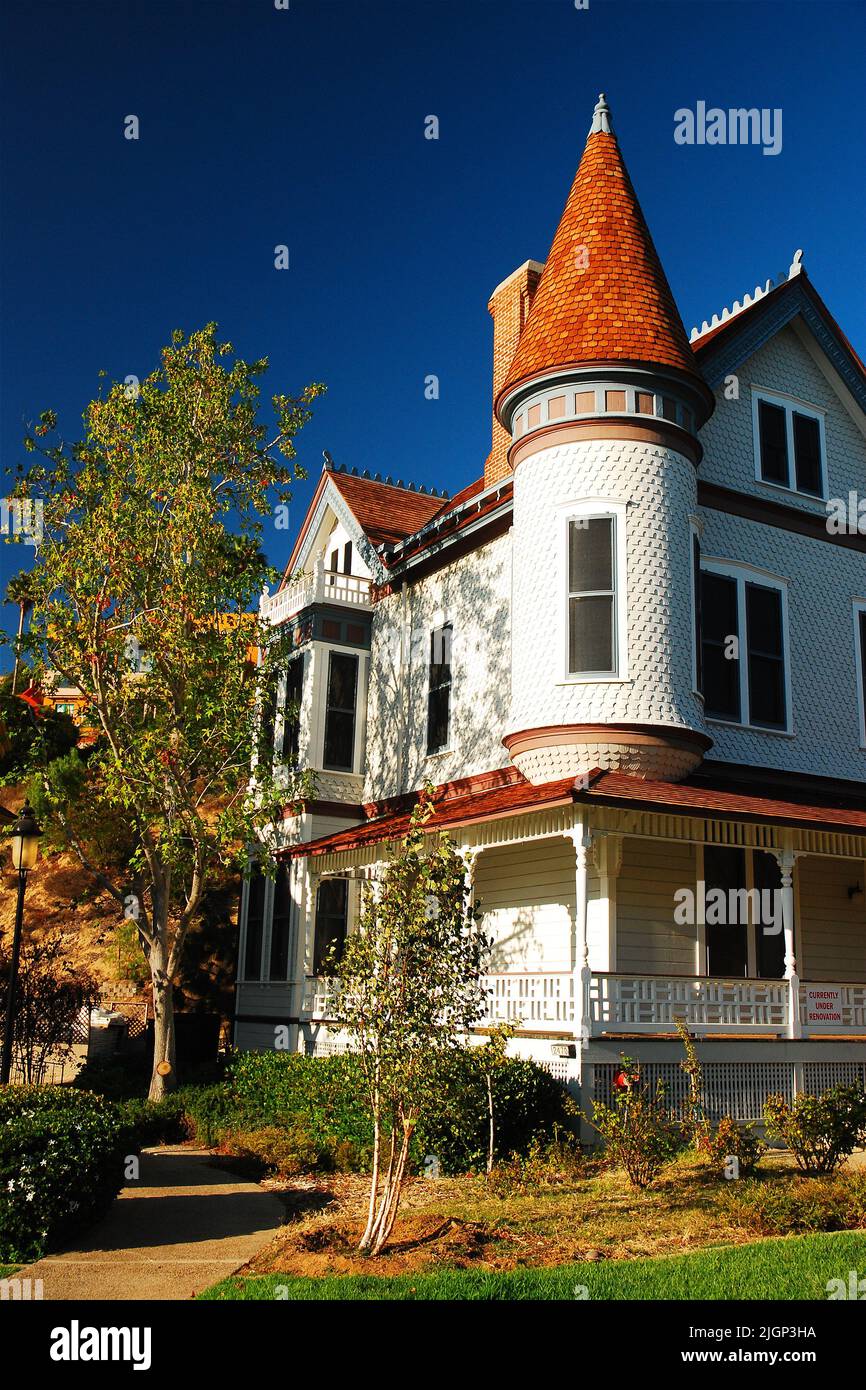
[[477, 1022, 517, 1173], [332, 793, 489, 1255], [4, 323, 323, 1097], [0, 931, 99, 1084]]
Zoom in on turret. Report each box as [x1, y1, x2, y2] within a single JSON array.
[[498, 95, 715, 784]]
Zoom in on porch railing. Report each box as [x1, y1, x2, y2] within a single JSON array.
[[590, 972, 789, 1033], [301, 971, 866, 1036]]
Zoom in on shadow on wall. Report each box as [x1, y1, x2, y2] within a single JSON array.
[[364, 538, 513, 800]]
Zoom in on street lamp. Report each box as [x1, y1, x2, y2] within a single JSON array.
[[0, 803, 42, 1085]]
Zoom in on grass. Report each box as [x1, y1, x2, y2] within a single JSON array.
[[0, 1267, 21, 1280], [199, 1231, 866, 1300]]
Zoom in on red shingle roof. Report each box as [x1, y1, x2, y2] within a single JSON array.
[[286, 765, 866, 859], [284, 770, 576, 858], [328, 470, 445, 549], [498, 109, 703, 408]]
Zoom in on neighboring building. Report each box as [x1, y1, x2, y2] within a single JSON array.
[[235, 94, 866, 1125]]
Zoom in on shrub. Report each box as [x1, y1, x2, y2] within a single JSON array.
[[117, 1095, 186, 1148], [704, 1116, 765, 1178], [0, 1086, 126, 1262], [174, 1084, 238, 1146], [415, 1049, 578, 1175], [486, 1129, 584, 1196], [727, 1173, 866, 1235], [227, 1052, 372, 1154], [589, 1059, 683, 1188], [764, 1083, 866, 1174], [226, 1122, 363, 1178]]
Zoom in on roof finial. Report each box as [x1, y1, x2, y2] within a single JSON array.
[[590, 92, 613, 135]]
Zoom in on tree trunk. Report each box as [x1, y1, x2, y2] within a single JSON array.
[[148, 937, 176, 1100], [486, 1073, 495, 1174], [370, 1122, 414, 1256]]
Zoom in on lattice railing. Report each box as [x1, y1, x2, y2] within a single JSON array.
[[590, 973, 789, 1032]]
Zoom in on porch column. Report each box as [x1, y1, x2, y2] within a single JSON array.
[[773, 848, 801, 1039], [568, 821, 593, 1049]]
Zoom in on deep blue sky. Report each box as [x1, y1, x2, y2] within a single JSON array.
[[1, 0, 864, 664]]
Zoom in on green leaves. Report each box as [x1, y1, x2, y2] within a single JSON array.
[[4, 321, 324, 955]]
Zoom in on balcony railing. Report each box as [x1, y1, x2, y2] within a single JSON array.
[[301, 970, 866, 1036], [260, 562, 373, 627]]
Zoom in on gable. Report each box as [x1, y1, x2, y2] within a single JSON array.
[[698, 321, 866, 511]]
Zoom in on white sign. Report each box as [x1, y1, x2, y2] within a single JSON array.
[[804, 988, 842, 1025]]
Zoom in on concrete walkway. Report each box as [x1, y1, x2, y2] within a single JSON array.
[[19, 1146, 286, 1300]]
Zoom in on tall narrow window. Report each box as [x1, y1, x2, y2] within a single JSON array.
[[243, 866, 266, 980], [282, 657, 304, 765], [704, 846, 748, 978], [269, 862, 292, 981], [323, 652, 358, 770], [793, 412, 822, 496], [426, 623, 453, 754], [692, 531, 703, 693], [753, 851, 785, 979], [313, 879, 348, 974], [757, 400, 788, 485], [329, 546, 339, 572], [745, 582, 786, 728], [855, 605, 866, 746], [567, 516, 616, 676], [257, 672, 278, 768], [700, 572, 740, 721], [342, 541, 353, 574]]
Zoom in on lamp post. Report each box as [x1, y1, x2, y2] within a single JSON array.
[[1, 803, 42, 1085]]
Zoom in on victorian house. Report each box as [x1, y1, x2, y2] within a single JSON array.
[[234, 95, 866, 1125]]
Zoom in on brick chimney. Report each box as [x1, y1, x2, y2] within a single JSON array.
[[485, 259, 544, 487]]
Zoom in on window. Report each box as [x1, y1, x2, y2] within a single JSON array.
[[855, 602, 866, 746], [323, 651, 358, 770], [342, 541, 352, 574], [282, 657, 304, 765], [745, 582, 786, 729], [269, 863, 291, 981], [567, 516, 618, 676], [700, 563, 789, 731], [691, 528, 703, 694], [704, 846, 748, 978], [753, 391, 825, 498], [329, 547, 339, 572], [426, 623, 452, 754], [257, 672, 278, 768], [701, 847, 785, 980], [313, 879, 348, 974], [243, 866, 266, 980], [754, 851, 785, 979]]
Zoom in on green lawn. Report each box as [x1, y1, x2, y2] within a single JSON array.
[[199, 1231, 866, 1301], [0, 1267, 21, 1280]]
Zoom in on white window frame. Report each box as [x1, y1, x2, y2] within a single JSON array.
[[689, 514, 704, 698], [559, 499, 628, 684], [854, 599, 866, 749], [751, 386, 827, 501], [700, 558, 793, 735], [425, 616, 455, 759]]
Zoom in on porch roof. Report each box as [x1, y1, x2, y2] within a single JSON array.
[[286, 762, 866, 860]]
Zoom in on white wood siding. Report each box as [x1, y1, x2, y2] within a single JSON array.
[[475, 836, 599, 973], [798, 855, 866, 982], [616, 836, 697, 974]]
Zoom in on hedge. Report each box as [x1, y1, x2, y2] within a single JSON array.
[[225, 1049, 576, 1175], [0, 1087, 127, 1262]]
